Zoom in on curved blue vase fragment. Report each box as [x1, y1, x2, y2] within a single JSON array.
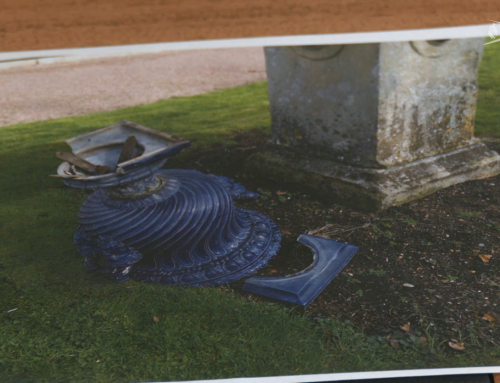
[[56, 121, 281, 286], [243, 234, 358, 307]]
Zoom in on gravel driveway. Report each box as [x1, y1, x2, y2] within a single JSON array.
[[0, 47, 267, 127]]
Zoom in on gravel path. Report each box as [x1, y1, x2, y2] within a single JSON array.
[[0, 47, 267, 127]]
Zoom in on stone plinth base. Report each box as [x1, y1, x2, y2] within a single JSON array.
[[246, 143, 500, 211]]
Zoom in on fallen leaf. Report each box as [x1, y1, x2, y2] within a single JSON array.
[[389, 339, 400, 349], [270, 269, 278, 274], [276, 191, 287, 195], [419, 336, 428, 346], [153, 316, 160, 323], [478, 254, 492, 263], [403, 283, 414, 288], [281, 230, 292, 235], [448, 341, 465, 351], [482, 312, 498, 322], [400, 322, 411, 332]]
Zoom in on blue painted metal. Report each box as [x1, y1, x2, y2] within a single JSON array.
[[243, 234, 358, 307], [56, 121, 281, 286], [74, 170, 281, 285], [55, 120, 191, 190]]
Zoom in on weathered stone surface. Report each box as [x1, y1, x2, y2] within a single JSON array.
[[376, 40, 483, 167], [247, 143, 500, 211], [265, 39, 484, 168], [265, 44, 380, 167], [257, 39, 500, 210]]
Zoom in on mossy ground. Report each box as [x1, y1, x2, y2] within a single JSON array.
[[1, 43, 500, 382]]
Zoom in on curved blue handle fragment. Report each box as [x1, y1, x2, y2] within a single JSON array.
[[243, 234, 358, 307]]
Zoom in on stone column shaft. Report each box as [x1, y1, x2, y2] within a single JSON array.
[[247, 39, 500, 210]]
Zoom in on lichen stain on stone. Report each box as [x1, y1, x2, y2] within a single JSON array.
[[376, 82, 478, 166], [246, 143, 500, 211], [264, 39, 492, 208]]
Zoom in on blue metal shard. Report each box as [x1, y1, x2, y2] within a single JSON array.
[[243, 234, 359, 307]]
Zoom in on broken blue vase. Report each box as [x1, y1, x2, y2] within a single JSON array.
[[243, 234, 359, 307], [55, 121, 281, 286]]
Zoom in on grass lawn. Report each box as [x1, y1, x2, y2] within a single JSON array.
[[476, 40, 500, 137], [1, 42, 500, 382]]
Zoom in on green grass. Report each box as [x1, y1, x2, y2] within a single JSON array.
[[476, 41, 500, 137], [455, 209, 483, 220], [2, 44, 500, 381]]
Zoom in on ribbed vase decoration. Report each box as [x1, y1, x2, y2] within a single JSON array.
[[55, 121, 281, 286]]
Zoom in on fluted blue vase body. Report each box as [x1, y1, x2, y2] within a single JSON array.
[[75, 169, 281, 286]]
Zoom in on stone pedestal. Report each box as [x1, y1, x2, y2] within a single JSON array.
[[248, 39, 500, 210]]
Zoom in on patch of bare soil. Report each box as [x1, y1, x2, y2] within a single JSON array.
[[169, 130, 500, 352]]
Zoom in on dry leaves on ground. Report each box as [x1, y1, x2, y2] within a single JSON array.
[[153, 316, 160, 323], [448, 340, 465, 350], [482, 312, 499, 322], [478, 254, 492, 263], [400, 322, 411, 332]]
